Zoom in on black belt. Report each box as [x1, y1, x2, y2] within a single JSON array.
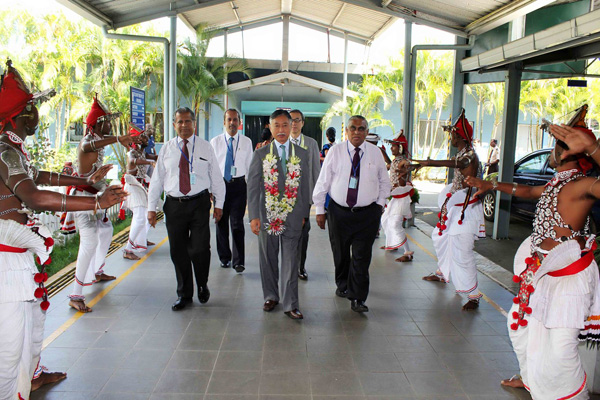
[[225, 176, 245, 183], [332, 200, 377, 213], [167, 189, 209, 202]]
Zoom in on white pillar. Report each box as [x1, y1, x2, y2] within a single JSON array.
[[282, 15, 290, 71], [169, 15, 177, 141], [342, 32, 349, 139]]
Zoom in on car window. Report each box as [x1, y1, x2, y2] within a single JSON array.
[[516, 153, 547, 175]]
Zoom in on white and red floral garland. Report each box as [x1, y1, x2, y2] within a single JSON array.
[[262, 142, 301, 235]]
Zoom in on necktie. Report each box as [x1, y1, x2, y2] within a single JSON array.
[[346, 147, 360, 208], [292, 138, 298, 145], [179, 138, 191, 195], [280, 144, 287, 177], [224, 136, 234, 182]]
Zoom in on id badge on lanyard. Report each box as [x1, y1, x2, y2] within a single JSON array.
[[190, 172, 197, 185], [230, 165, 237, 176], [349, 176, 358, 189]]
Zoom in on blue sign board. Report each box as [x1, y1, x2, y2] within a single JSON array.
[[130, 87, 145, 131]]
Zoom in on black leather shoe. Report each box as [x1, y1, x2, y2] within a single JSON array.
[[285, 309, 304, 319], [198, 286, 210, 304], [351, 300, 369, 313], [220, 261, 231, 268], [298, 270, 308, 280], [172, 297, 192, 311], [335, 288, 348, 298], [234, 265, 245, 273]]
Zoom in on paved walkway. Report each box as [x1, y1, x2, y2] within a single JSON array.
[[33, 216, 539, 399]]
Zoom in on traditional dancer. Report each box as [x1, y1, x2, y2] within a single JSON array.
[[0, 61, 127, 400], [68, 95, 137, 312], [122, 127, 155, 260], [467, 105, 600, 399], [381, 131, 415, 262], [414, 109, 486, 310]]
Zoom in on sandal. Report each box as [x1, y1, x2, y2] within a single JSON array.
[[422, 273, 444, 282], [95, 273, 116, 282], [395, 254, 413, 262]]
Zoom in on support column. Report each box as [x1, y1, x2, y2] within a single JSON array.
[[163, 42, 170, 141], [223, 29, 228, 111], [342, 32, 349, 139], [282, 15, 290, 71], [447, 36, 467, 183], [402, 21, 412, 150], [169, 15, 177, 141], [493, 63, 522, 239]]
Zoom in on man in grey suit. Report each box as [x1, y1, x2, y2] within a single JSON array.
[[248, 109, 311, 319], [289, 109, 321, 280]]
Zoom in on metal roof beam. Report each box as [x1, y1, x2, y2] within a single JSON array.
[[56, 0, 114, 27], [230, 1, 242, 25], [466, 0, 554, 36], [331, 3, 347, 27]]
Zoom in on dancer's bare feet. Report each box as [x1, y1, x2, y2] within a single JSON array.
[[422, 274, 443, 282], [462, 300, 479, 311], [501, 375, 525, 388], [68, 299, 92, 313], [31, 371, 67, 391], [95, 273, 116, 281], [123, 250, 140, 260], [395, 254, 413, 262]]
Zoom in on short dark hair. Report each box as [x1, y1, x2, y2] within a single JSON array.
[[261, 128, 272, 141], [290, 109, 304, 122], [348, 115, 368, 127], [491, 139, 498, 144], [270, 109, 292, 123], [173, 107, 195, 121], [326, 127, 336, 141], [224, 108, 241, 121]]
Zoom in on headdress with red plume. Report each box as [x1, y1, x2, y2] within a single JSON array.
[[443, 108, 473, 146], [389, 130, 410, 156], [563, 105, 597, 174], [85, 94, 121, 133], [0, 59, 55, 132]]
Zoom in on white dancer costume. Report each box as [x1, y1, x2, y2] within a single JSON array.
[[122, 148, 150, 253], [69, 132, 112, 301], [431, 147, 486, 302], [382, 157, 413, 254], [0, 219, 53, 400], [508, 169, 600, 400]]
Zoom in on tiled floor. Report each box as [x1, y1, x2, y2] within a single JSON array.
[[33, 217, 540, 399]]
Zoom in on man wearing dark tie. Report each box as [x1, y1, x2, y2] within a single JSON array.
[[313, 115, 390, 312], [210, 109, 253, 273], [247, 109, 311, 319], [148, 107, 225, 311]]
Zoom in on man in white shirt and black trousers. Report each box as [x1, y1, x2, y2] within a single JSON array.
[[313, 115, 391, 312], [210, 109, 253, 273], [148, 107, 225, 311]]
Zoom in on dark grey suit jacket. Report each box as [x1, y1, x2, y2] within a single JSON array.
[[248, 142, 311, 232]]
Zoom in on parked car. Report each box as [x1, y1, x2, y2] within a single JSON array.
[[481, 148, 600, 232]]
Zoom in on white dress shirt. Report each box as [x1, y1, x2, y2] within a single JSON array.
[[209, 131, 253, 179], [313, 140, 391, 214], [148, 135, 226, 211], [274, 139, 290, 159]]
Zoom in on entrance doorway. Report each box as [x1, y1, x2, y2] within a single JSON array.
[[244, 116, 323, 149]]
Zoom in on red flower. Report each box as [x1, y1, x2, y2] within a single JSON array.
[[437, 212, 442, 218], [446, 193, 452, 198], [510, 323, 518, 330], [513, 297, 519, 304], [519, 319, 528, 327], [34, 273, 44, 283], [40, 300, 50, 311], [512, 275, 521, 283], [512, 311, 519, 319], [44, 237, 54, 247], [34, 288, 44, 298], [524, 306, 532, 314], [458, 220, 463, 225]]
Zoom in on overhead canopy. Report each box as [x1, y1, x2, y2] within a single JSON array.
[[56, 0, 561, 40]]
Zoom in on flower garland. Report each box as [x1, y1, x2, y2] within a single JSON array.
[[262, 141, 301, 235]]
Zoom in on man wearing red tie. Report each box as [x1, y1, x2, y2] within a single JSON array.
[[148, 107, 225, 311], [313, 115, 391, 312]]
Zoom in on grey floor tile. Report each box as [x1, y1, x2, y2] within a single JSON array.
[[263, 334, 306, 352], [168, 350, 219, 370], [466, 335, 513, 352], [359, 372, 413, 396], [102, 367, 163, 393], [68, 317, 116, 332], [386, 336, 434, 353], [122, 349, 173, 372], [187, 319, 230, 335], [262, 351, 309, 371], [214, 351, 262, 371], [31, 391, 97, 400], [41, 368, 112, 394], [304, 320, 346, 336], [415, 320, 461, 336], [206, 396, 259, 400], [259, 371, 310, 394], [308, 352, 355, 372], [377, 321, 422, 336], [425, 335, 477, 353], [310, 372, 364, 395], [93, 331, 142, 349], [404, 371, 464, 396], [306, 335, 349, 353], [40, 348, 85, 370], [260, 395, 309, 400], [439, 352, 495, 372], [451, 369, 512, 396], [352, 352, 403, 372], [178, 332, 224, 351], [394, 352, 447, 373], [346, 335, 393, 353], [154, 369, 211, 394], [96, 393, 150, 400], [150, 394, 202, 400], [479, 351, 520, 372], [221, 334, 265, 351], [207, 371, 260, 394], [47, 330, 102, 349], [312, 397, 366, 400], [71, 347, 128, 371], [135, 332, 184, 350]]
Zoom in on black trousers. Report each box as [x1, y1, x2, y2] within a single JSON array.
[[216, 179, 247, 266], [163, 192, 211, 299], [327, 200, 381, 301], [295, 218, 310, 273]]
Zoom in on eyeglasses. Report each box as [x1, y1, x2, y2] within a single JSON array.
[[348, 126, 367, 133], [291, 118, 303, 124]]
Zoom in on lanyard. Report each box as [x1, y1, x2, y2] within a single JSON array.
[[178, 135, 196, 172], [347, 142, 364, 178], [224, 134, 240, 165]]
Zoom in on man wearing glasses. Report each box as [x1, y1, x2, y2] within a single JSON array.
[[313, 116, 390, 312], [289, 110, 320, 280]]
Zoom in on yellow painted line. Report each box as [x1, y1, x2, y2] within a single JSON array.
[[422, 211, 433, 215], [406, 232, 508, 317], [42, 236, 169, 350]]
